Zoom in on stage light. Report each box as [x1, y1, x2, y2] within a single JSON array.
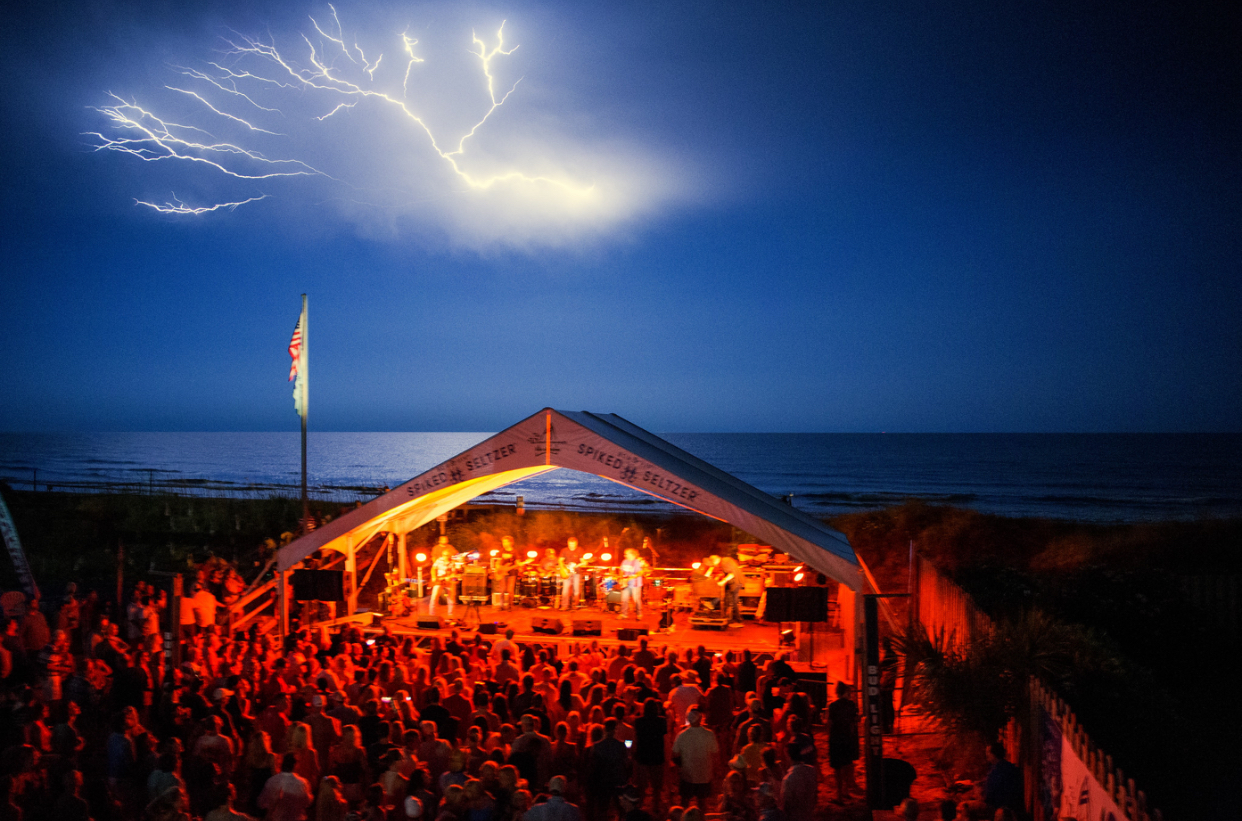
[[490, 549, 499, 557], [600, 552, 612, 562], [691, 562, 701, 570], [527, 550, 538, 559], [415, 552, 428, 563], [581, 553, 593, 562], [794, 572, 805, 582], [780, 629, 795, 647]]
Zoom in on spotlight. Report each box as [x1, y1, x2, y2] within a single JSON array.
[[794, 572, 805, 582], [490, 549, 499, 557], [415, 553, 428, 563], [691, 561, 701, 570], [527, 550, 538, 559], [600, 553, 612, 562], [581, 553, 593, 562], [780, 629, 796, 646]]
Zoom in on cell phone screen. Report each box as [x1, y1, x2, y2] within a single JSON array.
[[624, 739, 633, 749]]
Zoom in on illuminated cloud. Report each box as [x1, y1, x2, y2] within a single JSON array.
[[86, 5, 688, 249]]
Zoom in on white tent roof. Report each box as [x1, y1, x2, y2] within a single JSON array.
[[277, 409, 861, 591]]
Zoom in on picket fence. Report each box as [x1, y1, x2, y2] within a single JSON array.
[[912, 555, 1161, 821]]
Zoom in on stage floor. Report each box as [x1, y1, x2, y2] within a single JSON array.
[[379, 599, 849, 680]]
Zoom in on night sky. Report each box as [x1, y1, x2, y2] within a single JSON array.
[[2, 0, 1238, 433]]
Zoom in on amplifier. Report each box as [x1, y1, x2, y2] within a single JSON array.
[[617, 627, 649, 641], [462, 569, 489, 598], [416, 616, 444, 630], [572, 619, 602, 636], [740, 571, 765, 597], [477, 622, 498, 635]]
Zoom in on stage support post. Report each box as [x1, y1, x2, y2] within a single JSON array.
[[397, 532, 407, 583], [346, 540, 358, 616], [863, 595, 883, 809], [278, 569, 289, 641]]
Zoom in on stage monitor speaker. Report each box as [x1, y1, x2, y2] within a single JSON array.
[[462, 570, 489, 598], [291, 570, 345, 602], [572, 619, 602, 636], [764, 587, 829, 623], [532, 617, 563, 635], [477, 622, 498, 635], [617, 627, 649, 641], [416, 616, 444, 630]]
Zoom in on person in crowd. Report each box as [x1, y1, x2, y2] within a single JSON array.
[[258, 752, 315, 821], [523, 776, 581, 821], [827, 681, 859, 803], [670, 709, 717, 808]]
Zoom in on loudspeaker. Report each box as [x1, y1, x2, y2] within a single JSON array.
[[291, 570, 345, 602], [617, 627, 649, 641], [477, 623, 498, 635], [572, 619, 602, 636], [764, 587, 829, 623], [462, 569, 489, 599], [416, 616, 444, 630], [532, 617, 563, 635]]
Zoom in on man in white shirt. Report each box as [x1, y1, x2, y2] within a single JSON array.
[[666, 674, 704, 727], [671, 708, 718, 807], [780, 744, 818, 821], [258, 753, 314, 821]]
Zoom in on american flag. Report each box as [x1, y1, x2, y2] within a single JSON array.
[[288, 316, 302, 381]]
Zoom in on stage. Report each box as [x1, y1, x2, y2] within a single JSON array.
[[373, 597, 851, 684]]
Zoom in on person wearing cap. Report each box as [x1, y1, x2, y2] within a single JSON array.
[[618, 784, 652, 821], [522, 776, 582, 821], [667, 674, 703, 728], [307, 694, 342, 773], [670, 709, 718, 807]]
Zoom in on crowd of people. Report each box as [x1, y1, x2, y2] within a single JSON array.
[[0, 577, 868, 821]]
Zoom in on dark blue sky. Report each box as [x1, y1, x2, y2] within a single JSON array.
[[2, 0, 1238, 432]]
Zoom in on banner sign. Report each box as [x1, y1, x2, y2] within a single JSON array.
[[0, 493, 39, 599]]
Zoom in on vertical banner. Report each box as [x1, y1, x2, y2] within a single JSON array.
[[0, 493, 39, 599], [864, 595, 883, 808]]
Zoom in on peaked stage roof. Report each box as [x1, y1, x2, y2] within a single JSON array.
[[277, 409, 861, 591]]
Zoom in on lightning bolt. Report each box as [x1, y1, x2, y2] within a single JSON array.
[[87, 94, 324, 180], [137, 193, 269, 214], [90, 13, 593, 216]]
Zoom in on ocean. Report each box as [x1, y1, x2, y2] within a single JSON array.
[[0, 432, 1239, 523]]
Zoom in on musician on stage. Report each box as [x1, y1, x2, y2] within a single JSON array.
[[430, 548, 457, 617], [619, 547, 647, 620], [558, 537, 586, 610], [495, 536, 519, 611], [704, 553, 743, 625]]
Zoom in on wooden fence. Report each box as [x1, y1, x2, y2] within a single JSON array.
[[915, 554, 993, 652], [1179, 574, 1240, 633], [912, 554, 1161, 821], [1031, 678, 1162, 821]]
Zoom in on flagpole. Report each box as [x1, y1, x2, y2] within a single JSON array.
[[300, 293, 309, 530]]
